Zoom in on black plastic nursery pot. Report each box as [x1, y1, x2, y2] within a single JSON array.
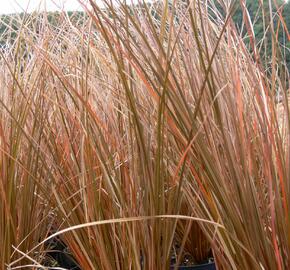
[[45, 237, 80, 270], [170, 261, 216, 270]]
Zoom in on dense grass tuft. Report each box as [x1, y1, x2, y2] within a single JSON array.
[[1, 1, 289, 269]]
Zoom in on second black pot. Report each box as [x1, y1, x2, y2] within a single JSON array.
[[170, 261, 216, 270]]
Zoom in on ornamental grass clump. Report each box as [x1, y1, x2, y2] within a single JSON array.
[[1, 0, 290, 269], [80, 0, 290, 268]]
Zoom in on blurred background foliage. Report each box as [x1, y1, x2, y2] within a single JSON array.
[[232, 0, 290, 71]]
